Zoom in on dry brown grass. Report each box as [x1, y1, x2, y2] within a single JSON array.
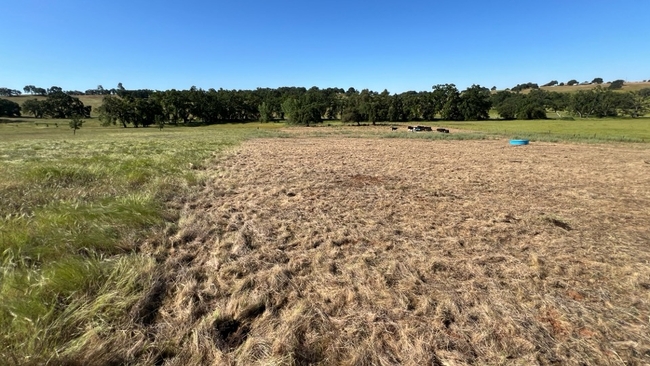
[[96, 138, 650, 365], [539, 81, 650, 93]]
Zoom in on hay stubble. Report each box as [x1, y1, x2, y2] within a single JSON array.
[[146, 139, 650, 365]]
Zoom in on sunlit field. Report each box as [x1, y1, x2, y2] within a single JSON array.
[[0, 121, 282, 363], [1, 120, 649, 364], [276, 118, 650, 144], [445, 118, 650, 143], [127, 137, 650, 365]]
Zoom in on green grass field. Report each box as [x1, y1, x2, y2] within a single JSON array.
[[328, 118, 650, 143], [0, 120, 283, 363], [443, 118, 650, 143]]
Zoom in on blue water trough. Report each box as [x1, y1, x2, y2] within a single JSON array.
[[510, 139, 529, 146]]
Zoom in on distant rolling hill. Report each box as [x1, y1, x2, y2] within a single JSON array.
[[538, 81, 650, 93]]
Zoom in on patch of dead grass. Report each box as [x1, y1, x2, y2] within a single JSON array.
[[107, 138, 650, 364]]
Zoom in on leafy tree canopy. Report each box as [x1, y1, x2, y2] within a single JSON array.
[[511, 82, 539, 92], [458, 85, 492, 120], [0, 99, 21, 117], [570, 87, 619, 118], [43, 92, 91, 118], [0, 87, 22, 97], [608, 79, 625, 90], [22, 99, 47, 118], [281, 97, 322, 126]]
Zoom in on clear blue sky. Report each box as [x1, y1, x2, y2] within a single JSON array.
[[1, 0, 648, 93]]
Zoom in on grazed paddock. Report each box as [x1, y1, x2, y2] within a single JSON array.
[[120, 138, 649, 365]]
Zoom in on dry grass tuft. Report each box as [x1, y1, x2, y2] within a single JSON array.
[[115, 138, 650, 364]]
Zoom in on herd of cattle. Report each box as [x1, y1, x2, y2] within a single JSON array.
[[390, 125, 449, 133]]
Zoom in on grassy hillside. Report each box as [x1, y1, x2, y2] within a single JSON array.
[[538, 81, 650, 93], [2, 95, 105, 117]]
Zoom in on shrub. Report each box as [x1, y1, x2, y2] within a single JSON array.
[[608, 79, 625, 90]]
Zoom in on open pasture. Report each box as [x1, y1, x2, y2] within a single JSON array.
[[445, 118, 650, 143], [132, 137, 650, 365], [0, 122, 282, 363], [274, 118, 650, 144]]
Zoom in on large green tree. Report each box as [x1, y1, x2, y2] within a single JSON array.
[[387, 94, 406, 122], [281, 97, 322, 126], [33, 87, 47, 96], [570, 87, 619, 118], [0, 88, 22, 97], [511, 82, 539, 92], [98, 96, 134, 127], [431, 84, 463, 121], [618, 92, 649, 118], [133, 98, 164, 127], [43, 92, 90, 118], [430, 84, 463, 120], [494, 93, 521, 119], [493, 92, 546, 120], [0, 99, 21, 117], [608, 79, 625, 90], [47, 86, 63, 95], [458, 85, 491, 120], [154, 89, 192, 124], [547, 91, 570, 117], [22, 99, 47, 118]]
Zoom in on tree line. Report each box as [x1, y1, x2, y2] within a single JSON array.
[[4, 76, 635, 98], [493, 87, 650, 119], [2, 83, 649, 123], [521, 78, 626, 89], [0, 92, 91, 119], [94, 84, 650, 125], [10, 84, 128, 97], [92, 84, 497, 127]]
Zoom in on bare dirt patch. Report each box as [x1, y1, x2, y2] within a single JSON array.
[[142, 139, 650, 365]]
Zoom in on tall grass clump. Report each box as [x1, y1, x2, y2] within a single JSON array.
[[0, 122, 282, 364]]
